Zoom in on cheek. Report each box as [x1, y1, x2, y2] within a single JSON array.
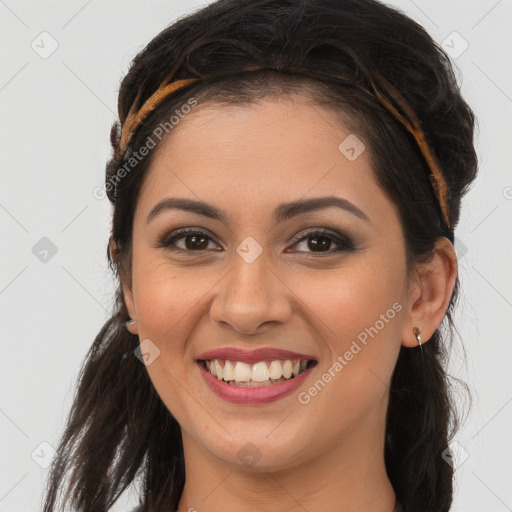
[[296, 262, 405, 347], [130, 253, 203, 344], [131, 244, 194, 313], [295, 260, 405, 411]]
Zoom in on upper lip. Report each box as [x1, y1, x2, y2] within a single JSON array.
[[197, 347, 317, 365]]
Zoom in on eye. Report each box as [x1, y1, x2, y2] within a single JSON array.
[[286, 229, 355, 255], [157, 227, 355, 255], [156, 228, 221, 252]]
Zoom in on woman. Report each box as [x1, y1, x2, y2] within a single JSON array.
[[43, 0, 477, 511]]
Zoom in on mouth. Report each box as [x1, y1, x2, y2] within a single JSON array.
[[198, 358, 317, 387], [196, 352, 318, 405]]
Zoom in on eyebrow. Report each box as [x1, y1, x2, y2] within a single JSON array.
[[146, 195, 370, 225]]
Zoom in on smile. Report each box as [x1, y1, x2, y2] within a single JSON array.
[[201, 358, 315, 387], [197, 359, 317, 404]]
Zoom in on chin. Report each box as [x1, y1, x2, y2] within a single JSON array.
[[192, 424, 314, 471]]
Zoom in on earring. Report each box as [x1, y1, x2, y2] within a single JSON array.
[[413, 327, 422, 346], [125, 319, 137, 334]]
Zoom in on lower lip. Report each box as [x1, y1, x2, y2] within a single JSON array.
[[198, 361, 316, 404]]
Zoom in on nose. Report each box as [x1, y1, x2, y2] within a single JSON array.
[[209, 252, 293, 336]]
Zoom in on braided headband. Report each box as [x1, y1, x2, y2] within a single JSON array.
[[118, 65, 451, 229]]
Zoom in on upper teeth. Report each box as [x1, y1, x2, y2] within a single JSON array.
[[206, 359, 308, 382]]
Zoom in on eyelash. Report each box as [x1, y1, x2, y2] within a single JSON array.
[[156, 227, 356, 256]]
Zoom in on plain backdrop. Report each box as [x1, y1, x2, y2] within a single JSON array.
[[0, 1, 511, 511]]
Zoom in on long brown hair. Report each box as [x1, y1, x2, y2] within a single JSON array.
[[43, 1, 477, 511]]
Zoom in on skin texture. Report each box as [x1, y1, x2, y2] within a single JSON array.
[[120, 96, 457, 512]]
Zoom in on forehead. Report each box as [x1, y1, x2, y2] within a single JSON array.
[[134, 98, 395, 229]]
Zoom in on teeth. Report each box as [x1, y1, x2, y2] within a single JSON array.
[[231, 380, 274, 387], [251, 361, 270, 382], [233, 361, 252, 382], [282, 360, 293, 379], [223, 360, 235, 381], [214, 360, 223, 380], [204, 358, 312, 385], [268, 360, 283, 379]]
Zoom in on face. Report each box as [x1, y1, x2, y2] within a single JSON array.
[[123, 96, 412, 470]]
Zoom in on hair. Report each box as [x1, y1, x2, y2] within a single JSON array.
[[43, 1, 477, 511]]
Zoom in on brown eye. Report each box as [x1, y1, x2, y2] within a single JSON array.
[[305, 234, 334, 252], [181, 233, 210, 251], [157, 227, 355, 256], [157, 229, 221, 252], [286, 229, 355, 255]]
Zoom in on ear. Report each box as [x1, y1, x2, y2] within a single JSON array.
[[109, 239, 138, 335], [401, 237, 458, 347], [122, 284, 138, 334]]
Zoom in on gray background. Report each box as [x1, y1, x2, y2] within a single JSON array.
[[1, 1, 511, 511]]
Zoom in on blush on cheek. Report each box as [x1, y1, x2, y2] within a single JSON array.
[[135, 276, 187, 323], [307, 292, 379, 348], [320, 295, 402, 369]]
